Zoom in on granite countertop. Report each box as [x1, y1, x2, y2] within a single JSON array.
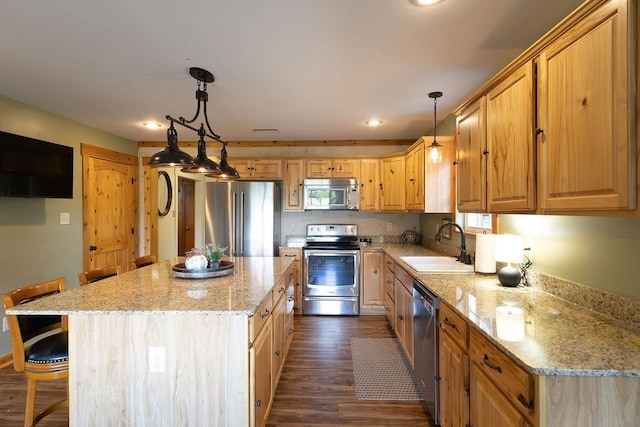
[[7, 256, 293, 316], [377, 243, 640, 378]]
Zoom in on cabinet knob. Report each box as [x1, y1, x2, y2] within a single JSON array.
[[535, 128, 544, 135], [452, 161, 458, 165], [256, 399, 262, 407], [482, 149, 489, 155]]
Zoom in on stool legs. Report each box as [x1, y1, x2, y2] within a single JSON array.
[[25, 378, 36, 427]]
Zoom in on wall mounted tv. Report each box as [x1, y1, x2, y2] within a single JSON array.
[[0, 130, 73, 198]]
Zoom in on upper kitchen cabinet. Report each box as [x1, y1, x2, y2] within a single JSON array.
[[405, 141, 425, 211], [306, 159, 360, 178], [234, 159, 283, 179], [380, 155, 406, 211], [283, 160, 305, 211], [456, 97, 487, 212], [537, 0, 635, 212], [359, 159, 381, 211], [486, 61, 536, 212]]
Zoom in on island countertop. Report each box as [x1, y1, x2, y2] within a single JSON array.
[[375, 243, 640, 377], [7, 256, 294, 316]]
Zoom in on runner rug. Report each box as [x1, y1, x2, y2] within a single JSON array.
[[350, 337, 423, 401]]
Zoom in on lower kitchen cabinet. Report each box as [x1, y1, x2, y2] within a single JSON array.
[[279, 248, 302, 314], [438, 303, 469, 427], [361, 250, 384, 307], [394, 264, 414, 365], [251, 316, 273, 427]]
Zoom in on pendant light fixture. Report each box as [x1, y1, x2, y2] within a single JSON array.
[[208, 143, 240, 180], [427, 91, 443, 163], [149, 67, 240, 178]]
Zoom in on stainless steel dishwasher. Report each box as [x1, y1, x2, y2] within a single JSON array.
[[413, 280, 440, 424]]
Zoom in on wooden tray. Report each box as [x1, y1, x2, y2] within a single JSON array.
[[172, 261, 234, 279]]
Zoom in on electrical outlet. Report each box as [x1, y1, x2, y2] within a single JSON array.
[[59, 212, 70, 225], [3, 317, 8, 332], [386, 222, 392, 231], [148, 346, 165, 372]]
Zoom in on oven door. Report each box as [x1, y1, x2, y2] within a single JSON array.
[[303, 249, 360, 297]]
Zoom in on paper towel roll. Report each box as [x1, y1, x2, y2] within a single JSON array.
[[475, 233, 497, 273]]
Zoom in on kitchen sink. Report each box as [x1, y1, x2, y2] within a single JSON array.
[[399, 256, 475, 274]]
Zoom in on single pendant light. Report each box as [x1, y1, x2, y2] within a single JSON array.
[[208, 143, 240, 180], [148, 122, 195, 166], [428, 91, 443, 163]]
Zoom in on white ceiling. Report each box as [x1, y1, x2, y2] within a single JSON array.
[[0, 0, 585, 143]]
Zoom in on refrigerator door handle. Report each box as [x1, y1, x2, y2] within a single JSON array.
[[239, 191, 245, 255], [232, 191, 237, 256]]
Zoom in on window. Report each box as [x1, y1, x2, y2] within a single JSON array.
[[455, 212, 496, 235]]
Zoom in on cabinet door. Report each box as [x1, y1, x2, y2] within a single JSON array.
[[272, 293, 286, 389], [456, 97, 487, 212], [361, 251, 384, 306], [486, 62, 536, 212], [405, 143, 425, 211], [231, 160, 251, 177], [251, 160, 282, 178], [394, 278, 406, 346], [251, 317, 272, 427], [470, 363, 530, 427], [332, 159, 359, 178], [439, 332, 469, 427], [381, 156, 406, 211], [306, 160, 332, 177], [280, 249, 302, 313], [283, 160, 304, 211], [538, 0, 633, 211], [383, 290, 395, 329], [359, 159, 380, 211]]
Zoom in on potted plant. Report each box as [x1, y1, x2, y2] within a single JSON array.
[[204, 243, 227, 268]]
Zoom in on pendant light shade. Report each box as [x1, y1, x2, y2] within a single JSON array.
[[210, 145, 240, 180], [149, 123, 195, 166], [181, 135, 222, 175], [428, 91, 443, 163]]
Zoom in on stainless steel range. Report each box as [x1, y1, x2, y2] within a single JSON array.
[[302, 224, 360, 316]]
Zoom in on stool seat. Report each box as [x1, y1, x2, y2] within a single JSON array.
[[26, 331, 69, 365]]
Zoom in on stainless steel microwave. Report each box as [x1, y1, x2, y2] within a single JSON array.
[[303, 178, 359, 211]]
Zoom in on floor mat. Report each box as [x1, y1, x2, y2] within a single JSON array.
[[351, 337, 423, 401]]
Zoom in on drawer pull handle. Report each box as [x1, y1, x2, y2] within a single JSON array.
[[443, 317, 458, 331], [275, 350, 281, 356], [399, 315, 404, 320], [279, 286, 285, 293], [261, 309, 270, 319], [518, 394, 535, 411], [483, 354, 502, 373]]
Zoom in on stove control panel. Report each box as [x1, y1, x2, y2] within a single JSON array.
[[306, 224, 358, 237]]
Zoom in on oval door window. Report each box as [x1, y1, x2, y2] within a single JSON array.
[[158, 171, 172, 216]]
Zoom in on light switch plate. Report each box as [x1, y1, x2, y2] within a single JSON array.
[[148, 346, 165, 372], [60, 212, 70, 225]]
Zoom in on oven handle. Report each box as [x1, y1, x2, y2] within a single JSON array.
[[303, 249, 361, 257]]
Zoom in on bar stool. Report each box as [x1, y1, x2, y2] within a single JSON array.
[[130, 254, 157, 270], [77, 264, 121, 286], [2, 277, 69, 427]]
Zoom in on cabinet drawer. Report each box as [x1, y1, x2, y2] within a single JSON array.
[[383, 291, 395, 329], [439, 302, 468, 350], [469, 328, 534, 417], [249, 295, 273, 343], [384, 254, 395, 272], [394, 264, 413, 292], [383, 267, 395, 297]]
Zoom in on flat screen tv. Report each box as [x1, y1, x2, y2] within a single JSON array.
[[0, 130, 73, 198]]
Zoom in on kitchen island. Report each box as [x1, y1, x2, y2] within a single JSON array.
[[7, 256, 294, 426]]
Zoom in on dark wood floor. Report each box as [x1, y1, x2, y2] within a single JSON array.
[[0, 315, 432, 426], [267, 315, 433, 426]]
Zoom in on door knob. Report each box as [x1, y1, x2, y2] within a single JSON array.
[[89, 245, 97, 251]]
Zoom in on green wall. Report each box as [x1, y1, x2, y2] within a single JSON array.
[[0, 95, 136, 357]]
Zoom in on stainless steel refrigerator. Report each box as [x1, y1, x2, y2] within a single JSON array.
[[205, 181, 281, 256]]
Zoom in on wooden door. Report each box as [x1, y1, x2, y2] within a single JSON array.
[[306, 159, 332, 177], [359, 159, 380, 211], [381, 156, 406, 211], [439, 332, 469, 427], [177, 177, 195, 256], [331, 159, 359, 178], [456, 97, 487, 212], [283, 160, 304, 211], [82, 144, 137, 272], [486, 62, 536, 212], [538, 0, 633, 211], [251, 317, 272, 427], [405, 143, 424, 211], [252, 160, 282, 178], [361, 251, 384, 306]]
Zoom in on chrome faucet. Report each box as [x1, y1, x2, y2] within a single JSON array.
[[435, 222, 471, 264]]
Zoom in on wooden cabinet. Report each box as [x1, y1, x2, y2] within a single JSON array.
[[279, 248, 302, 314], [272, 290, 286, 390], [306, 159, 359, 178], [538, 0, 634, 212], [359, 159, 380, 211], [361, 250, 384, 306], [486, 61, 536, 212], [383, 255, 395, 329], [425, 135, 456, 213], [456, 97, 487, 212], [381, 155, 406, 211], [233, 159, 282, 179], [393, 264, 414, 365], [405, 141, 425, 211], [283, 160, 304, 211], [438, 303, 469, 427], [250, 315, 272, 427], [469, 328, 535, 426]]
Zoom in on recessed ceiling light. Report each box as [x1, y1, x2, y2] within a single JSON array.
[[142, 122, 163, 129], [366, 120, 383, 127], [410, 0, 445, 6]]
